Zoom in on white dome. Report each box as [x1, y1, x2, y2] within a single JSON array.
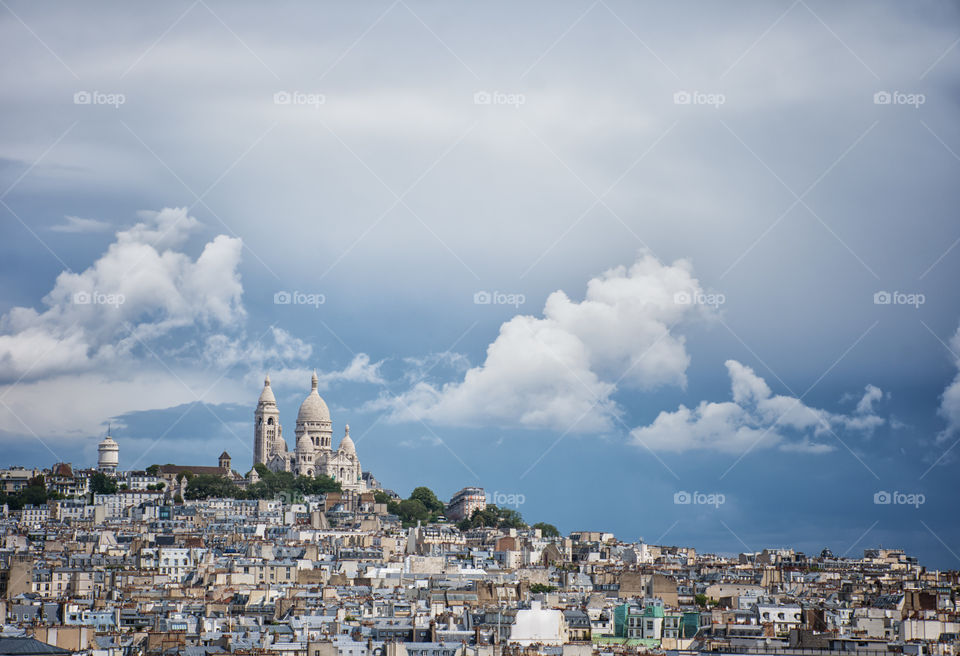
[[338, 424, 356, 455], [258, 374, 276, 405], [297, 371, 330, 424]]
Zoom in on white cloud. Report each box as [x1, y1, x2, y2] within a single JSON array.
[[937, 323, 960, 442], [49, 215, 111, 233], [0, 208, 379, 442], [0, 207, 242, 382], [630, 360, 885, 454], [373, 253, 715, 432]]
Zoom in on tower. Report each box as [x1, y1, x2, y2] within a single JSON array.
[[219, 451, 231, 473], [295, 371, 333, 452], [254, 374, 284, 467], [97, 425, 119, 475]]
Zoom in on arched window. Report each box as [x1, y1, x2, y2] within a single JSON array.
[[267, 417, 274, 425]]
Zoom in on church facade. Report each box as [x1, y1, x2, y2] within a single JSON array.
[[253, 372, 365, 492]]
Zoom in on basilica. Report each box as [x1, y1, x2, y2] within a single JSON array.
[[253, 372, 365, 492]]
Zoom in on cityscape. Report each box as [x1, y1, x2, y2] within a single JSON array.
[[1, 1, 959, 656]]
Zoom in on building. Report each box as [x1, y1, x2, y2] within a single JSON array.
[[254, 372, 365, 491], [97, 429, 119, 474], [446, 487, 486, 522]]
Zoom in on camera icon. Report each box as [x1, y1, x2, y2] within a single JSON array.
[[473, 91, 491, 105], [673, 291, 692, 305], [274, 91, 292, 105], [474, 290, 492, 305], [673, 90, 691, 105], [673, 490, 691, 504], [873, 91, 891, 105], [873, 490, 891, 505], [274, 290, 292, 304], [73, 291, 91, 304], [73, 91, 91, 105], [873, 291, 891, 305]]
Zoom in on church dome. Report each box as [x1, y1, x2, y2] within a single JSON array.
[[297, 371, 330, 424], [297, 431, 313, 451], [258, 374, 276, 405], [338, 424, 356, 456]]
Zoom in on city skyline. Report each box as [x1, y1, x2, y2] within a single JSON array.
[[1, 0, 959, 572]]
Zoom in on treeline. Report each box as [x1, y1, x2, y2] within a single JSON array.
[[0, 476, 63, 510], [375, 486, 560, 536], [173, 463, 342, 501]]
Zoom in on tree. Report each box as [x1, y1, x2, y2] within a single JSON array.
[[90, 472, 118, 495], [373, 490, 392, 505], [145, 464, 160, 476], [457, 505, 527, 531], [396, 499, 431, 525], [530, 583, 557, 593], [184, 474, 238, 500], [312, 474, 341, 494], [409, 487, 444, 515], [694, 593, 708, 608], [533, 522, 560, 538]]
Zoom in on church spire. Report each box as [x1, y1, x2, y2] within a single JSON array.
[[311, 369, 318, 391]]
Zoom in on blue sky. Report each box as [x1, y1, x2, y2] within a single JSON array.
[[1, 1, 959, 567]]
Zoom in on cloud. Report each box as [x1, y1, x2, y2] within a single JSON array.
[[49, 215, 111, 233], [0, 207, 242, 383], [630, 360, 885, 453], [0, 208, 383, 443], [937, 322, 960, 442], [372, 253, 716, 432]]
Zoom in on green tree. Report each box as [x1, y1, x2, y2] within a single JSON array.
[[184, 474, 238, 500], [312, 474, 341, 494], [145, 464, 160, 476], [17, 482, 49, 508], [397, 499, 430, 525], [89, 472, 118, 495], [409, 487, 444, 515], [694, 593, 708, 608], [457, 505, 527, 531], [530, 583, 557, 593], [533, 522, 560, 538], [373, 490, 392, 505]]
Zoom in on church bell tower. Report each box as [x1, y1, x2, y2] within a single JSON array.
[[254, 374, 283, 467]]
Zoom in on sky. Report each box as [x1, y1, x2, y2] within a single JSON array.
[[1, 0, 959, 567]]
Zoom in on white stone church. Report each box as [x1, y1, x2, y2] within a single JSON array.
[[253, 372, 365, 492]]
